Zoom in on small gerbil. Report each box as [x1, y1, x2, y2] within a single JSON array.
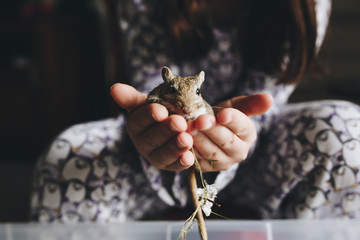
[[147, 66, 211, 239], [147, 66, 214, 120]]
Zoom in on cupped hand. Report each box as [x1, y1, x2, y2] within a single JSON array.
[[110, 83, 195, 171], [188, 93, 273, 172]]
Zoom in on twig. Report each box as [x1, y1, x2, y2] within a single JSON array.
[[187, 166, 208, 240]]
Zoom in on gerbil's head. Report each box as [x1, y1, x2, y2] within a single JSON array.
[[156, 66, 209, 120], [161, 66, 204, 86]]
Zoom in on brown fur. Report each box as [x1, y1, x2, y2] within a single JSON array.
[[147, 66, 214, 120]]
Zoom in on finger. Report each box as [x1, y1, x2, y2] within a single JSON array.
[[218, 93, 273, 116], [138, 115, 188, 153], [127, 103, 169, 135], [216, 108, 257, 144], [165, 151, 194, 172], [192, 110, 254, 168], [191, 115, 230, 163], [191, 129, 228, 165], [149, 132, 193, 169], [197, 124, 249, 160], [192, 147, 230, 172], [110, 83, 147, 112]]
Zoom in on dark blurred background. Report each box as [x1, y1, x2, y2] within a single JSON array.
[[0, 0, 359, 222]]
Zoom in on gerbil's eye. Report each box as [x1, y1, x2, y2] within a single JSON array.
[[196, 88, 201, 95], [170, 86, 176, 94]]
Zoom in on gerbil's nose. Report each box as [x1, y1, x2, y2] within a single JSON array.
[[182, 106, 191, 114]]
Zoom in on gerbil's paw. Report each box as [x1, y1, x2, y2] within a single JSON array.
[[146, 95, 160, 104]]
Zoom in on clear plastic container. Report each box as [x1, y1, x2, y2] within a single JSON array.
[[1, 220, 360, 240]]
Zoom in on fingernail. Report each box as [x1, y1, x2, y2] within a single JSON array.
[[201, 118, 215, 130], [222, 115, 232, 124], [179, 158, 186, 166], [110, 83, 117, 91], [110, 84, 115, 91], [180, 151, 194, 166], [176, 137, 187, 148], [190, 130, 198, 136], [169, 121, 179, 132]]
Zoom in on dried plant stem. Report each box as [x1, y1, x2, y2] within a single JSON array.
[[187, 166, 208, 240]]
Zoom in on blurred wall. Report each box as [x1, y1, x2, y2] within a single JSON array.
[[0, 0, 116, 222], [289, 0, 360, 104]]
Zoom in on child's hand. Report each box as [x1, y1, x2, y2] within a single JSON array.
[[111, 83, 272, 173], [188, 93, 273, 172], [111, 83, 195, 171]]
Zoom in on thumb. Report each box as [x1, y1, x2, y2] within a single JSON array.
[[218, 93, 273, 116], [110, 83, 147, 112]]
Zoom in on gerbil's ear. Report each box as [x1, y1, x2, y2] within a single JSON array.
[[161, 66, 175, 83], [196, 71, 205, 85]]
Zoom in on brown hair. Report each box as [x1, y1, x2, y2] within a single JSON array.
[[154, 0, 321, 84]]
